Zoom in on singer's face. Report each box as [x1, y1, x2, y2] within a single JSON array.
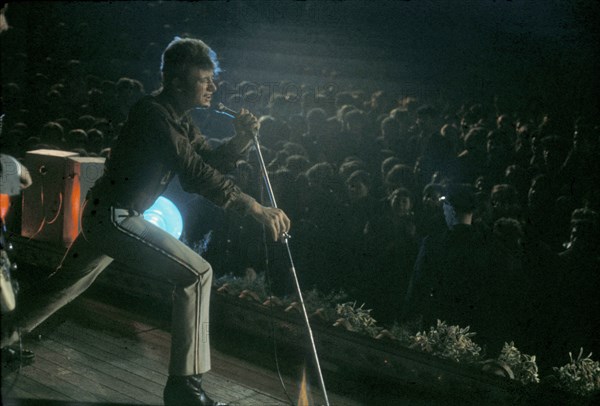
[[181, 68, 217, 108]]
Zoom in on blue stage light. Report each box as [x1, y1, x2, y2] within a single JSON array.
[[143, 196, 183, 239]]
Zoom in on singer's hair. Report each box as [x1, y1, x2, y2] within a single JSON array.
[[160, 37, 221, 86]]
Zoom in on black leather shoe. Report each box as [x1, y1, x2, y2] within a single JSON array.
[[1, 346, 35, 365], [163, 374, 228, 406]]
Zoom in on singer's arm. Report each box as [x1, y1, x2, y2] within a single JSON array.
[[181, 107, 289, 240], [186, 108, 258, 172]]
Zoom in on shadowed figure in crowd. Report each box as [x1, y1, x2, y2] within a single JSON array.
[[403, 183, 492, 336], [363, 187, 419, 323], [550, 208, 600, 369]]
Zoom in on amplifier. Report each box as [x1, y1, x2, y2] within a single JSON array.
[[21, 150, 105, 246], [63, 156, 106, 245]]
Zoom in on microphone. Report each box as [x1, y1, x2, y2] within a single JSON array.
[[216, 103, 238, 118]]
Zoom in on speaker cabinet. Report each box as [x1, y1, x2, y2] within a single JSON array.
[[63, 156, 106, 245], [21, 150, 105, 246]]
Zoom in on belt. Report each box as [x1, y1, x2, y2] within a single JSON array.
[[112, 206, 141, 218]]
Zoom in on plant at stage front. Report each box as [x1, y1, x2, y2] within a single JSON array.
[[409, 320, 482, 364], [553, 348, 600, 397], [215, 272, 348, 322], [498, 341, 539, 384], [302, 288, 348, 321], [214, 273, 600, 399], [333, 301, 383, 338], [389, 320, 418, 346], [215, 269, 268, 302]]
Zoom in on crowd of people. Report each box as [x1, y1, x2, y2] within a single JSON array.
[[199, 83, 599, 369], [2, 4, 599, 374]]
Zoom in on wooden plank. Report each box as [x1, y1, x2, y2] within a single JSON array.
[[45, 335, 166, 402], [206, 339, 362, 406], [51, 331, 286, 406], [1, 374, 68, 402], [43, 319, 288, 406], [10, 296, 357, 405], [36, 339, 162, 404], [2, 323, 285, 406], [50, 323, 168, 383], [27, 340, 145, 404], [53, 320, 169, 379], [69, 297, 360, 405], [70, 295, 170, 335], [2, 387, 40, 402], [56, 299, 172, 366], [232, 393, 289, 406], [207, 349, 360, 406], [67, 299, 303, 399], [124, 329, 306, 405], [200, 375, 267, 404], [1, 373, 43, 400], [11, 361, 110, 403], [62, 303, 286, 388]]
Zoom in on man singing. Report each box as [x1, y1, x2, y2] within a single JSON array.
[[2, 37, 291, 406]]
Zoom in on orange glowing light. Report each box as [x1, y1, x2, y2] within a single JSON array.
[[298, 367, 312, 406], [64, 174, 81, 244], [0, 194, 10, 222]]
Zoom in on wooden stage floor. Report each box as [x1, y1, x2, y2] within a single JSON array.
[[1, 295, 361, 406]]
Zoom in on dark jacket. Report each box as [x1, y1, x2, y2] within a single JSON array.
[[91, 93, 254, 214], [404, 224, 491, 329]]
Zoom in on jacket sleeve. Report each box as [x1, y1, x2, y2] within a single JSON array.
[[185, 115, 251, 174], [146, 103, 256, 215]]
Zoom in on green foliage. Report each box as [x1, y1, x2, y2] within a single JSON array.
[[335, 302, 383, 338], [215, 272, 600, 399], [409, 320, 482, 364], [553, 348, 600, 397], [303, 288, 348, 321], [215, 273, 347, 322], [389, 320, 418, 346], [215, 271, 268, 300], [498, 342, 539, 384]]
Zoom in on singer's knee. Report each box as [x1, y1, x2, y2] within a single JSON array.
[[188, 257, 212, 280]]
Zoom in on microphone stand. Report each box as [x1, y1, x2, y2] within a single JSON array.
[[217, 104, 330, 406], [252, 134, 331, 406]]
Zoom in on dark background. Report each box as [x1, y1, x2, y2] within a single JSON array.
[[3, 1, 599, 115]]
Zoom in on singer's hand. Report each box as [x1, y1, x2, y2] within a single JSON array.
[[233, 108, 259, 144], [248, 201, 291, 242]]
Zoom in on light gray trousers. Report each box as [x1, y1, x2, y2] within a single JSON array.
[[6, 200, 213, 376]]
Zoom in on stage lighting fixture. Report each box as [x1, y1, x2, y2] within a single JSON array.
[[143, 196, 183, 239]]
